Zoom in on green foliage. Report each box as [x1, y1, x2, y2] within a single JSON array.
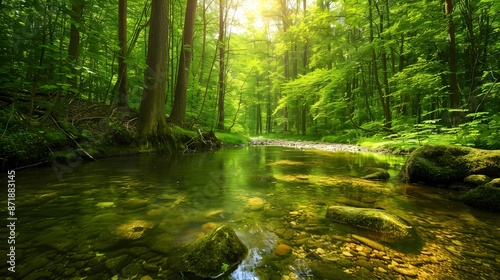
[[454, 112, 500, 148], [1, 0, 500, 154], [0, 108, 69, 166], [215, 132, 250, 145], [172, 126, 198, 140], [321, 130, 361, 144]]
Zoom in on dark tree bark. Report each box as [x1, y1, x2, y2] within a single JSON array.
[[137, 0, 171, 145], [445, 0, 461, 126], [117, 0, 128, 107], [170, 0, 198, 125]]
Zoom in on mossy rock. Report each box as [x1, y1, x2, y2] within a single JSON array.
[[180, 224, 248, 278], [398, 145, 500, 186], [485, 178, 500, 188], [463, 174, 492, 186], [325, 206, 411, 237], [361, 171, 390, 181], [460, 186, 500, 212]]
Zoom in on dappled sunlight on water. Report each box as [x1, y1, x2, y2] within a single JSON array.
[[3, 146, 499, 279]]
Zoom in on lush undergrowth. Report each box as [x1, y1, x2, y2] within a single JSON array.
[[0, 96, 250, 170], [214, 131, 250, 145]]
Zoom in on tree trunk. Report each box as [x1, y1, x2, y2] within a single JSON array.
[[301, 102, 306, 135], [445, 0, 461, 126], [170, 0, 198, 125], [281, 0, 290, 132], [137, 0, 171, 145], [198, 0, 207, 88], [266, 90, 272, 133], [283, 51, 289, 132], [117, 0, 128, 107], [68, 0, 84, 90], [368, 0, 388, 130], [256, 93, 262, 135], [216, 0, 226, 130], [399, 34, 409, 115], [376, 0, 392, 129]]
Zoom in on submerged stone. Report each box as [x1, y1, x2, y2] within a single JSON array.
[[246, 197, 265, 211], [325, 206, 411, 237], [274, 243, 293, 256], [460, 185, 500, 212], [96, 202, 115, 208], [180, 224, 248, 278], [362, 170, 390, 181], [398, 145, 500, 186], [351, 234, 385, 251], [115, 220, 155, 240], [105, 254, 130, 272]]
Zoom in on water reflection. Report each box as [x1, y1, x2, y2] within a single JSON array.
[[4, 146, 499, 279]]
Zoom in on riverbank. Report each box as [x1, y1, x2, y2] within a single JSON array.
[[248, 138, 407, 155]]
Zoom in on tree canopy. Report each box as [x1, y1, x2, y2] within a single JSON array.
[[1, 0, 499, 151]]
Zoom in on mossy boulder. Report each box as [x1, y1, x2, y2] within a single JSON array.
[[325, 206, 411, 237], [485, 178, 500, 188], [399, 145, 500, 186], [460, 186, 500, 212], [463, 174, 492, 186], [180, 224, 248, 278]]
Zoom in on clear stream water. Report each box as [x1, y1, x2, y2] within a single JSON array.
[[2, 146, 499, 279]]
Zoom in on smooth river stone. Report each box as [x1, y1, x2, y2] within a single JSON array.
[[325, 206, 411, 237]]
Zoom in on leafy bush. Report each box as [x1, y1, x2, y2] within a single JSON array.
[[321, 129, 360, 144]]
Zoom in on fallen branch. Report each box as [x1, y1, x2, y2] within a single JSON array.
[[50, 114, 95, 160]]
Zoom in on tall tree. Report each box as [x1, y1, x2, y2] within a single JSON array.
[[280, 0, 290, 132], [68, 0, 84, 89], [445, 0, 461, 126], [198, 0, 208, 87], [170, 0, 198, 125], [137, 0, 171, 144], [216, 0, 226, 129], [377, 0, 392, 129], [117, 0, 128, 107]]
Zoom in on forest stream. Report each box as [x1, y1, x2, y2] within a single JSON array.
[[2, 146, 500, 280]]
